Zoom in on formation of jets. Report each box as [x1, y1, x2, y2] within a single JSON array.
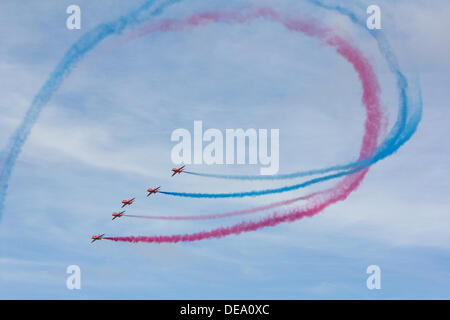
[[91, 166, 185, 243]]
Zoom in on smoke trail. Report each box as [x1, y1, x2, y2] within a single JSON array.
[[133, 6, 420, 199], [104, 2, 422, 244], [105, 5, 384, 243], [0, 1, 422, 238], [124, 192, 320, 220], [105, 169, 370, 243], [0, 0, 181, 218], [306, 0, 416, 151], [160, 168, 356, 198], [175, 1, 416, 181], [130, 7, 384, 199]]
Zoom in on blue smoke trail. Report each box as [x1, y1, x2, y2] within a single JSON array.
[[164, 72, 422, 199], [162, 168, 357, 198], [184, 0, 415, 181], [161, 0, 423, 198], [161, 94, 422, 198], [0, 1, 422, 210], [0, 0, 181, 218]]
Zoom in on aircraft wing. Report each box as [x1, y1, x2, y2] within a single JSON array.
[[171, 171, 176, 177]]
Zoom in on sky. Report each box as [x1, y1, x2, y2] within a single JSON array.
[[0, 0, 449, 299]]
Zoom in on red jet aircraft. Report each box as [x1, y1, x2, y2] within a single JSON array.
[[112, 210, 125, 220], [147, 186, 160, 197], [91, 234, 105, 243], [121, 198, 135, 208], [171, 165, 185, 177]]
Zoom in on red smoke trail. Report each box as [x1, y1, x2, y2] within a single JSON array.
[[105, 172, 367, 243], [105, 7, 383, 243], [124, 192, 321, 220]]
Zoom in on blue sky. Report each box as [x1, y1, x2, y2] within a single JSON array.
[[0, 0, 449, 299]]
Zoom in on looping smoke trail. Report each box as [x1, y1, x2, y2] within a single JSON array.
[[131, 7, 384, 199], [182, 1, 416, 181], [104, 5, 385, 243], [124, 192, 320, 220], [0, 0, 181, 218], [105, 2, 422, 243], [0, 0, 422, 247]]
